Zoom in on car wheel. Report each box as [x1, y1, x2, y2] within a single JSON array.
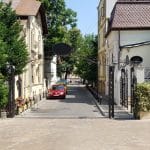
[[62, 96, 66, 99]]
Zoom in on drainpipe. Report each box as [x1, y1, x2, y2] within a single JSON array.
[[29, 17, 32, 97], [118, 30, 121, 70]]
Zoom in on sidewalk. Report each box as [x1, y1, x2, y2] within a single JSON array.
[[94, 95, 134, 120], [88, 87, 134, 120]]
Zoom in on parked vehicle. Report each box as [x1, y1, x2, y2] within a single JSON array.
[[56, 79, 68, 93], [56, 79, 67, 85], [46, 84, 66, 99]]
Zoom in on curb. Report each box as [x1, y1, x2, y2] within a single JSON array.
[[92, 98, 106, 117]]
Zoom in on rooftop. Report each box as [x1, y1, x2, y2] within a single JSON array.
[[108, 0, 150, 30], [3, 0, 41, 16]]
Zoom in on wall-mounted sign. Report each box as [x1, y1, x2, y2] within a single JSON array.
[[130, 56, 143, 64]]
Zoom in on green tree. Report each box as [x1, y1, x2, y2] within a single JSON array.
[[39, 0, 80, 79], [0, 75, 8, 110], [0, 16, 8, 68], [57, 27, 82, 79], [40, 0, 77, 56], [0, 2, 28, 77], [74, 34, 98, 85]]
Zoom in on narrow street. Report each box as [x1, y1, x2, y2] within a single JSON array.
[[17, 84, 103, 119], [1, 0, 150, 150], [0, 84, 150, 150]]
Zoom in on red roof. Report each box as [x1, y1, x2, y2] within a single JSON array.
[[3, 0, 47, 34], [3, 0, 40, 16], [108, 1, 150, 30], [15, 0, 41, 16]]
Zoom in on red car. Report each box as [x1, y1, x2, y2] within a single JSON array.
[[46, 84, 66, 99]]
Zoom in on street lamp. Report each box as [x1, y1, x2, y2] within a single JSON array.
[[6, 62, 15, 118]]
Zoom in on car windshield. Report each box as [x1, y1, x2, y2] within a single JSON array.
[[52, 85, 64, 90], [56, 79, 67, 85]]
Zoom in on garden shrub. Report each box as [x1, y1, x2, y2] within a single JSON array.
[[135, 83, 150, 112], [0, 76, 8, 110]]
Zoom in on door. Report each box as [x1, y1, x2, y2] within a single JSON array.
[[120, 69, 128, 108]]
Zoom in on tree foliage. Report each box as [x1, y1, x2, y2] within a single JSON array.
[[40, 0, 77, 56], [39, 0, 82, 79], [74, 35, 98, 84], [57, 28, 82, 79], [0, 75, 8, 110], [0, 2, 28, 77], [58, 34, 98, 83], [40, 0, 98, 84]]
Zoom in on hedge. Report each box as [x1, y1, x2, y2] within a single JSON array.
[[135, 83, 150, 113]]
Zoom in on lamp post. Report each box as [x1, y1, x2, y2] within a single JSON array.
[[6, 63, 15, 118]]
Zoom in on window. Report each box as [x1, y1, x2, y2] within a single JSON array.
[[101, 7, 104, 18], [31, 30, 35, 50], [145, 68, 150, 82]]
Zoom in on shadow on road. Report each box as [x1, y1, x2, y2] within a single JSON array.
[[57, 85, 96, 105]]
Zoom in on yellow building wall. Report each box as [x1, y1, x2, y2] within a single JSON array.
[[98, 0, 106, 95]]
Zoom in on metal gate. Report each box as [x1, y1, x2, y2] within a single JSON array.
[[130, 67, 137, 113], [109, 66, 114, 118], [120, 69, 128, 108]]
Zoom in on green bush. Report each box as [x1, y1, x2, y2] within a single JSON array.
[[135, 83, 150, 112], [0, 76, 8, 110]]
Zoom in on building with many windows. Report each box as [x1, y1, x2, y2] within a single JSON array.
[[98, 0, 150, 111], [106, 0, 150, 110], [4, 0, 47, 100], [97, 0, 117, 95]]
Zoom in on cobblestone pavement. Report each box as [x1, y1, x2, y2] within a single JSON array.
[[0, 85, 150, 150], [0, 118, 150, 150], [18, 85, 103, 119]]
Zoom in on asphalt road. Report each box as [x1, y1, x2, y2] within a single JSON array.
[[0, 84, 150, 150], [18, 84, 103, 119]]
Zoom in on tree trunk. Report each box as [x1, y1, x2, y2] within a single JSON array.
[[65, 68, 68, 80]]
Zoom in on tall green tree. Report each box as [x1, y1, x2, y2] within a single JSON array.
[[0, 75, 8, 110], [40, 0, 80, 79], [40, 0, 77, 56], [74, 34, 98, 85], [57, 27, 82, 79], [0, 2, 28, 77]]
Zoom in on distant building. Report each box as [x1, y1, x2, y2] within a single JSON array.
[[50, 56, 57, 86]]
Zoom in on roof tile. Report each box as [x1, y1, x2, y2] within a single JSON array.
[[109, 1, 150, 29], [15, 0, 41, 16], [3, 0, 41, 16]]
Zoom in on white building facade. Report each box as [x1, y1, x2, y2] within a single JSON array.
[[5, 0, 48, 100], [107, 30, 150, 105], [50, 56, 57, 86], [106, 0, 150, 110]]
